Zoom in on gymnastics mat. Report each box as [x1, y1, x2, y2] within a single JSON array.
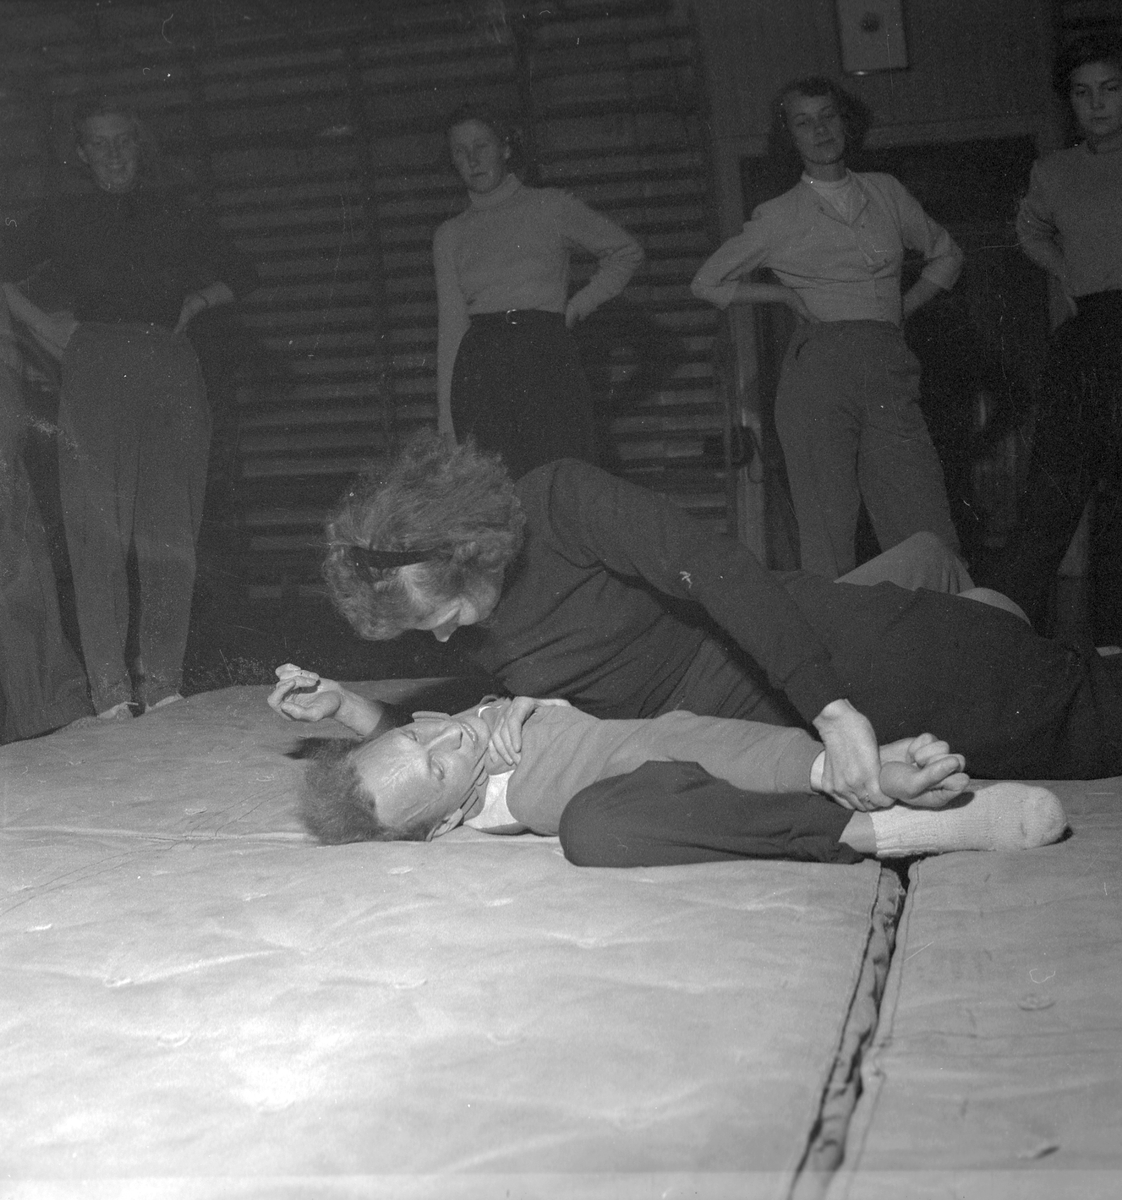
[[1, 684, 898, 1199]]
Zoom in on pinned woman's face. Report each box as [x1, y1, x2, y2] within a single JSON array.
[[449, 119, 511, 195], [351, 711, 492, 839]]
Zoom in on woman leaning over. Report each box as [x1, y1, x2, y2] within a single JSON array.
[[433, 103, 643, 477]]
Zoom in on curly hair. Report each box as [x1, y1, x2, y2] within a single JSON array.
[[767, 76, 872, 173], [323, 431, 525, 640], [299, 736, 434, 844], [1053, 32, 1122, 93]]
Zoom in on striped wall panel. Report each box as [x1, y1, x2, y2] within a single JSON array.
[[0, 0, 729, 603]]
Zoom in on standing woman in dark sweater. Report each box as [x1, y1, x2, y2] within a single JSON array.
[[0, 98, 259, 718], [975, 34, 1122, 641], [433, 103, 643, 477]]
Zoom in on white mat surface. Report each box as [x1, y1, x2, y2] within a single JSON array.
[[1, 685, 894, 1198], [827, 777, 1122, 1200]]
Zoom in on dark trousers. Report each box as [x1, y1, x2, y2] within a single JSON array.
[[976, 291, 1122, 639], [559, 761, 861, 868], [59, 323, 210, 711], [789, 573, 1122, 781], [451, 310, 599, 479]]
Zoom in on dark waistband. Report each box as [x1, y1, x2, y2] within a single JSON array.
[[1074, 290, 1122, 319], [77, 320, 180, 339], [469, 309, 565, 327]]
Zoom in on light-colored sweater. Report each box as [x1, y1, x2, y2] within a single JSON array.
[[433, 173, 643, 411], [493, 704, 821, 836], [691, 170, 961, 326], [1016, 142, 1122, 298]]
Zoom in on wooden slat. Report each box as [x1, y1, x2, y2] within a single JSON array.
[[0, 0, 729, 600]]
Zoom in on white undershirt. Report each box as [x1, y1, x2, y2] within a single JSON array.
[[464, 770, 525, 833], [803, 171, 859, 222]]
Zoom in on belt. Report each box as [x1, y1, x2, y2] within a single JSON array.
[[1074, 290, 1122, 319], [469, 309, 565, 327]]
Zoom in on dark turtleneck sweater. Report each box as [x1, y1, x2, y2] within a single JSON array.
[[0, 186, 258, 328]]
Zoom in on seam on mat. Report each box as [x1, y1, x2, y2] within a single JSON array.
[[787, 861, 908, 1200]]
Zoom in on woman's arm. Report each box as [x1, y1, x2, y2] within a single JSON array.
[[541, 460, 890, 807], [555, 192, 643, 326], [892, 178, 963, 309], [267, 664, 390, 737], [1015, 164, 1068, 285], [2, 284, 78, 362], [545, 460, 845, 721], [812, 730, 969, 809], [173, 281, 236, 335], [175, 201, 260, 333], [690, 220, 773, 309], [433, 222, 470, 439]]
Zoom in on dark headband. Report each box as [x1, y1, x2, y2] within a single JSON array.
[[342, 544, 444, 570]]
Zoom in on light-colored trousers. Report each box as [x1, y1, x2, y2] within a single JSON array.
[[59, 323, 210, 712], [776, 320, 959, 579]]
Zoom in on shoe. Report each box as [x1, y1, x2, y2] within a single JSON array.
[[97, 701, 135, 721]]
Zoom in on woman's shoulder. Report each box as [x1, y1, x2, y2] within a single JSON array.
[[1032, 143, 1107, 183], [849, 170, 912, 202], [433, 209, 469, 248], [518, 183, 589, 213], [750, 180, 810, 223]]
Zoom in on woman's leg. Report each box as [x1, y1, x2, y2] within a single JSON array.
[[557, 761, 1067, 869], [974, 308, 1119, 627], [839, 530, 973, 594], [559, 760, 863, 867], [58, 326, 140, 714], [133, 332, 211, 709], [451, 313, 598, 478], [774, 326, 864, 578], [846, 784, 1066, 856], [854, 327, 960, 558]]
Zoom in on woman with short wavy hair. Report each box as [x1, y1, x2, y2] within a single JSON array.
[[692, 76, 961, 580]]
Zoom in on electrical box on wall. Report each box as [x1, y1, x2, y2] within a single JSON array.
[[835, 0, 908, 74]]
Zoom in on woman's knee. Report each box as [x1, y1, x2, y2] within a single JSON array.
[[557, 788, 620, 867], [960, 586, 1031, 624]]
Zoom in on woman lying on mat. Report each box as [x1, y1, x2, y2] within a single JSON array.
[[321, 435, 1122, 809], [267, 668, 1066, 867]]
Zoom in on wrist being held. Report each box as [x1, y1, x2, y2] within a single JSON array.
[[812, 698, 891, 811]]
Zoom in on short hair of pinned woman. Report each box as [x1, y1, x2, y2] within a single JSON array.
[[767, 75, 872, 172], [300, 737, 432, 844], [444, 100, 526, 175], [323, 431, 525, 641], [1053, 32, 1122, 93]]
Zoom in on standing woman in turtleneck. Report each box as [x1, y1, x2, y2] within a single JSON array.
[[433, 103, 643, 478]]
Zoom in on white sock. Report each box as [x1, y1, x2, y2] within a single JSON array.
[[870, 783, 1067, 857]]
